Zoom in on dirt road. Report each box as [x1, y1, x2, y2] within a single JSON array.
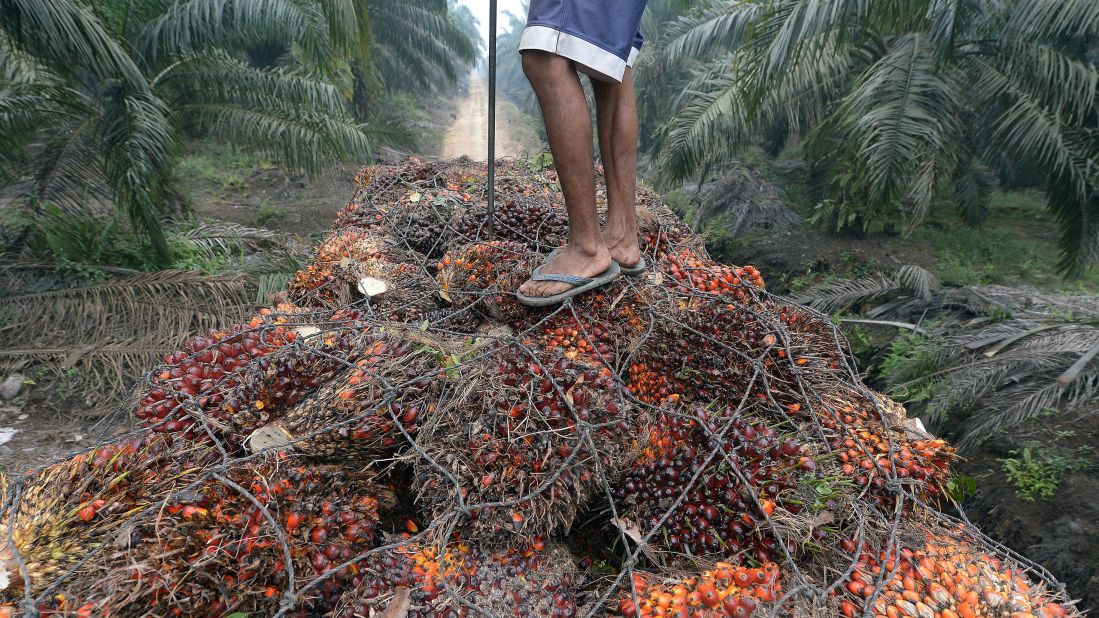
[[442, 72, 541, 160]]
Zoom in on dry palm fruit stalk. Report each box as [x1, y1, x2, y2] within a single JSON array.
[[424, 307, 482, 334], [613, 562, 782, 617], [436, 241, 534, 323], [331, 537, 578, 618], [247, 337, 436, 459], [617, 407, 822, 563], [34, 462, 385, 617], [833, 525, 1071, 618], [134, 308, 298, 437], [415, 346, 641, 539], [0, 435, 218, 595]]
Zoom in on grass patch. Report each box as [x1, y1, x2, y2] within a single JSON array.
[[177, 144, 273, 193], [999, 446, 1093, 501], [253, 202, 289, 226], [915, 191, 1099, 291]]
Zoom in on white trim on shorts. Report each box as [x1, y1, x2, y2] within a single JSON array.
[[519, 25, 640, 83]]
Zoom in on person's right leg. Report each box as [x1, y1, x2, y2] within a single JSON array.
[[517, 50, 612, 299], [592, 67, 641, 269]]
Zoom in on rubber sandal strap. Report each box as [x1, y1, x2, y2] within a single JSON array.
[[530, 269, 595, 286]]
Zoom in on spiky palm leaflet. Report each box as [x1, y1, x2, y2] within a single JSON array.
[[659, 0, 1099, 275]]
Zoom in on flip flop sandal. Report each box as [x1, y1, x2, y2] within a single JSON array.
[[516, 261, 622, 307], [617, 256, 647, 276]]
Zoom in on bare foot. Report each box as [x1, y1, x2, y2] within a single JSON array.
[[602, 230, 641, 269], [518, 243, 613, 298]]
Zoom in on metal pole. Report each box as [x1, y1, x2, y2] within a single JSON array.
[[487, 0, 497, 239]]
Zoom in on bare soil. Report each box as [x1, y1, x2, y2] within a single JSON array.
[[441, 72, 543, 160]]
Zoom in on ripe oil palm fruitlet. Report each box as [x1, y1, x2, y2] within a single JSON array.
[[0, 158, 1082, 617]]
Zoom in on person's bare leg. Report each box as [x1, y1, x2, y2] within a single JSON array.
[[518, 51, 611, 298], [592, 67, 641, 268]]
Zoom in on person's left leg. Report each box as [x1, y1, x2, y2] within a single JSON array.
[[592, 67, 641, 269]]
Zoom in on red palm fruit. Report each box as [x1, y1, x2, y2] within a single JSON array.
[[415, 346, 642, 539], [332, 538, 578, 618], [832, 523, 1078, 618], [0, 434, 219, 595], [36, 463, 385, 617]]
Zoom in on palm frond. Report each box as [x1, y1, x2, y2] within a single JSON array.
[[1006, 0, 1099, 41], [0, 0, 144, 84], [369, 0, 476, 91], [153, 51, 346, 116], [663, 1, 762, 64], [97, 84, 176, 261], [175, 220, 283, 254], [839, 34, 961, 215], [0, 269, 251, 351], [796, 274, 897, 312], [952, 165, 993, 225], [896, 264, 940, 301], [180, 104, 371, 178], [138, 0, 353, 68], [994, 40, 1099, 127]]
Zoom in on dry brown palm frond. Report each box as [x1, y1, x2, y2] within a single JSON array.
[[0, 271, 253, 404], [798, 264, 940, 313], [802, 266, 1099, 448], [0, 270, 251, 346], [694, 163, 802, 235], [0, 337, 171, 410], [176, 220, 283, 255]]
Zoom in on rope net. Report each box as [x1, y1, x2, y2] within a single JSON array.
[[0, 157, 1080, 618]]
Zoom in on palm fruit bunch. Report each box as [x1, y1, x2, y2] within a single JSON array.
[[246, 336, 436, 460], [415, 345, 640, 539], [0, 435, 218, 595], [437, 241, 534, 323], [134, 308, 298, 437], [516, 283, 650, 369], [384, 188, 464, 259], [332, 537, 579, 618], [659, 249, 765, 301], [613, 562, 782, 617], [625, 296, 774, 407], [335, 159, 445, 234], [616, 407, 822, 563], [34, 462, 385, 617], [455, 196, 568, 253], [288, 228, 438, 322], [219, 324, 365, 438], [289, 228, 390, 306], [832, 524, 1072, 618], [794, 390, 956, 510]]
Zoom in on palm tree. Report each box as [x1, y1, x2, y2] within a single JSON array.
[[0, 0, 379, 262], [350, 0, 478, 112], [658, 0, 1099, 275]]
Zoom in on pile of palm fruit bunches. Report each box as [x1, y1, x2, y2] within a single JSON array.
[[0, 157, 1079, 617]]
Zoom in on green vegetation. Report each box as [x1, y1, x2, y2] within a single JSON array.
[[0, 0, 476, 264], [658, 0, 1099, 276], [28, 204, 231, 279], [999, 447, 1092, 501]]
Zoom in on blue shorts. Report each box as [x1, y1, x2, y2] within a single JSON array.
[[519, 0, 648, 84]]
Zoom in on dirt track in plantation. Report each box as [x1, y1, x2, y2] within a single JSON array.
[[442, 72, 542, 160]]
